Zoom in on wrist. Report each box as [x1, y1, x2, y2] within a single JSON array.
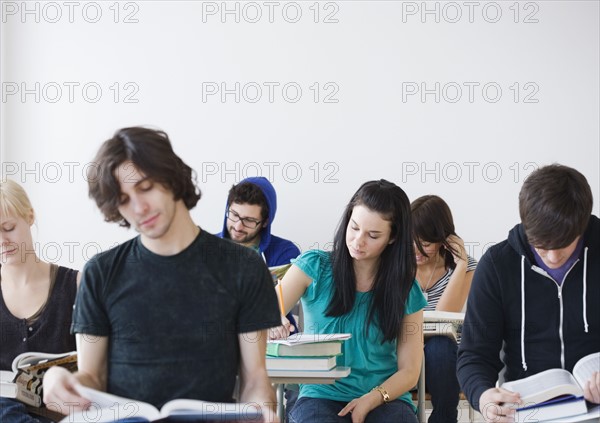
[[371, 385, 390, 405], [454, 259, 468, 269]]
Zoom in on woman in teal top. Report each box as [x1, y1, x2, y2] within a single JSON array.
[[272, 180, 426, 423]]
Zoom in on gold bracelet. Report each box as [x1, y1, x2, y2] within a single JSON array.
[[372, 385, 390, 403]]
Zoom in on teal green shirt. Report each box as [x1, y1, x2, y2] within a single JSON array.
[[293, 249, 427, 411]]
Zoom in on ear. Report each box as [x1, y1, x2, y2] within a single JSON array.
[[27, 209, 35, 226]]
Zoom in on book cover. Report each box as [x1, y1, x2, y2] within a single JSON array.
[[514, 395, 587, 422], [266, 355, 337, 371], [59, 386, 264, 422]]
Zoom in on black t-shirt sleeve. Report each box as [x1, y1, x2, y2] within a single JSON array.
[[236, 257, 281, 334], [71, 257, 111, 336]]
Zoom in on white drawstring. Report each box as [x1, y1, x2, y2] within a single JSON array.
[[520, 255, 527, 371], [583, 247, 589, 333]]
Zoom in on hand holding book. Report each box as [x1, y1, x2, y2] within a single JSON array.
[[496, 352, 600, 422], [477, 386, 522, 423]]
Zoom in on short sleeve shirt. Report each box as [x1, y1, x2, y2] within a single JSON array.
[[72, 230, 280, 408], [292, 250, 427, 410]]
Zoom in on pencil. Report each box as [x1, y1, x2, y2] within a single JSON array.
[[277, 281, 285, 315]]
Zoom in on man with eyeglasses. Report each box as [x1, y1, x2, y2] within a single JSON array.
[[219, 177, 300, 266], [218, 177, 301, 331]]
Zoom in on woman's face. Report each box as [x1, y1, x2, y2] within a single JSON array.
[[0, 210, 34, 266], [346, 204, 393, 263], [414, 239, 442, 266]]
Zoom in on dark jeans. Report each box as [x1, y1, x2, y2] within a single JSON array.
[[0, 398, 55, 423], [288, 396, 418, 423], [284, 388, 299, 423], [424, 336, 460, 423]]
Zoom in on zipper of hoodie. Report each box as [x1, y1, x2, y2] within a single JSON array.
[[531, 259, 580, 369]]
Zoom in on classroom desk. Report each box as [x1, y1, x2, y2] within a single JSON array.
[[268, 367, 351, 422]]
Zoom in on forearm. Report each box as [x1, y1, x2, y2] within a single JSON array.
[[436, 261, 470, 312], [456, 360, 497, 411], [378, 366, 421, 401], [239, 371, 277, 416], [72, 369, 106, 391], [457, 329, 502, 410]]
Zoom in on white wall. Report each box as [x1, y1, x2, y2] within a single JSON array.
[[1, 1, 598, 270]]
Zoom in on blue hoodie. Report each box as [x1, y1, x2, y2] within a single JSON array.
[[218, 177, 301, 333], [218, 177, 300, 267]]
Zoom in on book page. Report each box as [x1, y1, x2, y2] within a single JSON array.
[[502, 368, 582, 404], [573, 352, 600, 389], [59, 385, 160, 422], [161, 399, 262, 420]]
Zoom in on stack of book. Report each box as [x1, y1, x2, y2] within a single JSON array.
[[266, 333, 351, 373]]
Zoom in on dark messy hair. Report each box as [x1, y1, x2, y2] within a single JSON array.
[[88, 127, 201, 227], [227, 182, 269, 222], [519, 164, 592, 249], [327, 179, 416, 343]]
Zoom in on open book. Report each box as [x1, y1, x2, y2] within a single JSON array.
[[501, 352, 599, 421], [59, 385, 263, 422], [2, 351, 77, 407]]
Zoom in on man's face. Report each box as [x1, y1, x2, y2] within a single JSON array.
[[115, 161, 177, 241], [227, 202, 265, 246], [534, 236, 581, 269]]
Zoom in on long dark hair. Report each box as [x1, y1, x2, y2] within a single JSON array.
[[411, 195, 459, 271], [327, 179, 415, 343], [88, 127, 201, 227]]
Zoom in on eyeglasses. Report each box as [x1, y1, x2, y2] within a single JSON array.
[[226, 209, 262, 229]]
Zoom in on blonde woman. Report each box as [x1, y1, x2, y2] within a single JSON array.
[[1, 179, 80, 423]]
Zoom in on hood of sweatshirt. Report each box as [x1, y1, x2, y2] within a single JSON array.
[[219, 176, 277, 254], [506, 215, 599, 371]]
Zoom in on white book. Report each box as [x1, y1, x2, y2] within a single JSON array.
[[266, 355, 337, 371], [1, 370, 17, 398], [59, 385, 263, 422], [269, 333, 351, 346], [502, 352, 599, 422], [267, 366, 351, 379]]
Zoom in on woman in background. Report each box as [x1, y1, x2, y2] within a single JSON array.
[[272, 179, 426, 423], [0, 179, 80, 423], [411, 195, 477, 423]]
